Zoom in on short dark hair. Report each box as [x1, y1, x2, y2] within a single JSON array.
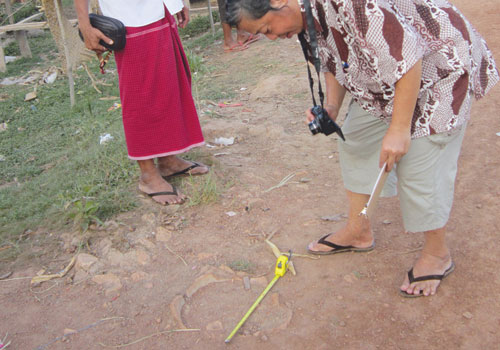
[[226, 0, 278, 26]]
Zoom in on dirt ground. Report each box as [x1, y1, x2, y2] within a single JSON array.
[[2, 1, 500, 349]]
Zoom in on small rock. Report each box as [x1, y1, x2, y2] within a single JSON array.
[[73, 269, 89, 284], [170, 295, 186, 329], [250, 276, 268, 288], [186, 273, 228, 298], [24, 91, 37, 101], [137, 237, 156, 251], [0, 271, 13, 280], [197, 252, 215, 261], [463, 311, 473, 319], [343, 274, 354, 283], [321, 214, 342, 222], [131, 271, 149, 282], [155, 226, 172, 242], [135, 250, 151, 266], [243, 276, 251, 290], [260, 334, 268, 342], [141, 213, 156, 224], [75, 253, 98, 272], [339, 321, 346, 327], [63, 328, 76, 336], [476, 204, 482, 209], [92, 273, 122, 296], [97, 238, 112, 256], [299, 178, 312, 183], [106, 249, 126, 266], [206, 320, 223, 331], [382, 220, 391, 225], [225, 211, 237, 217]]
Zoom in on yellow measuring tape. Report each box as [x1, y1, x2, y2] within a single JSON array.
[[225, 253, 290, 343]]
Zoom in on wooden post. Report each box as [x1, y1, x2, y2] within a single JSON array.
[[4, 0, 32, 58], [0, 44, 6, 72], [53, 0, 75, 107], [207, 0, 215, 35]]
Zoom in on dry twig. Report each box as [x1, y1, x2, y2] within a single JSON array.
[[30, 255, 76, 285], [164, 243, 188, 266], [99, 329, 200, 348], [35, 317, 126, 350], [263, 173, 295, 193]]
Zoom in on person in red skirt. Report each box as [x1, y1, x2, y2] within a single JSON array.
[[75, 0, 209, 205]]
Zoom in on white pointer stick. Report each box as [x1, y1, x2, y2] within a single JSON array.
[[360, 163, 389, 219]]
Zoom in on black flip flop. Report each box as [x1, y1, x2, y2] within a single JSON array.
[[399, 262, 455, 298], [307, 234, 375, 255], [144, 185, 184, 205], [162, 161, 208, 180]]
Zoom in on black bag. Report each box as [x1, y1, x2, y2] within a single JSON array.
[[78, 13, 126, 51]]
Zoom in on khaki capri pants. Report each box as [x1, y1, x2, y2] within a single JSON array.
[[338, 100, 466, 233]]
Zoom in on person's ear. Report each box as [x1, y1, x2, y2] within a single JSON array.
[[269, 0, 288, 10]]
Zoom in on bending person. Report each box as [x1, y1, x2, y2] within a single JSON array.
[[76, 0, 209, 206], [227, 0, 499, 297], [217, 0, 260, 52]]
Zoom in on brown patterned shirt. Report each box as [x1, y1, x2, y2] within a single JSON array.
[[301, 0, 499, 138]]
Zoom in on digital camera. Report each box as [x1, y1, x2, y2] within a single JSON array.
[[308, 105, 345, 140]]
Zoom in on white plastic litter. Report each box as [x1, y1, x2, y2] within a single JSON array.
[[225, 211, 237, 217], [5, 56, 17, 63], [99, 133, 114, 145], [44, 71, 58, 84], [496, 132, 500, 137], [0, 155, 5, 161], [0, 123, 7, 132], [214, 137, 235, 146]]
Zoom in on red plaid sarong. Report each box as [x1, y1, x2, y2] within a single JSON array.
[[114, 10, 204, 160]]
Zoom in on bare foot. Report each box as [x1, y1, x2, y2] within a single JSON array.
[[158, 156, 209, 178], [307, 225, 374, 253], [400, 252, 453, 297], [138, 169, 186, 205], [223, 42, 248, 52]]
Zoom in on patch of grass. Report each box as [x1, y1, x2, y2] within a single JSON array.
[[183, 172, 219, 207], [228, 259, 255, 273], [186, 30, 224, 50], [185, 50, 207, 75], [4, 41, 20, 56], [0, 0, 38, 24], [0, 19, 230, 253], [0, 51, 138, 244], [0, 31, 58, 79], [178, 11, 220, 39]]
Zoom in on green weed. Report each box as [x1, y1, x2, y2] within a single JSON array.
[[228, 259, 255, 273], [183, 172, 219, 207], [63, 186, 103, 232]]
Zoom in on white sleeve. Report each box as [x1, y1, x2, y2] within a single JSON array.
[[163, 0, 184, 15]]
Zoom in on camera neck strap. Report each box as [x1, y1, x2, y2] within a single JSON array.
[[298, 0, 324, 108]]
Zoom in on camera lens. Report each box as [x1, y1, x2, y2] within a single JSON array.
[[308, 120, 321, 135]]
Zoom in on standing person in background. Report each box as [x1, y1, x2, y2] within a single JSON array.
[[226, 0, 498, 297], [217, 0, 261, 52], [75, 0, 209, 206]]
